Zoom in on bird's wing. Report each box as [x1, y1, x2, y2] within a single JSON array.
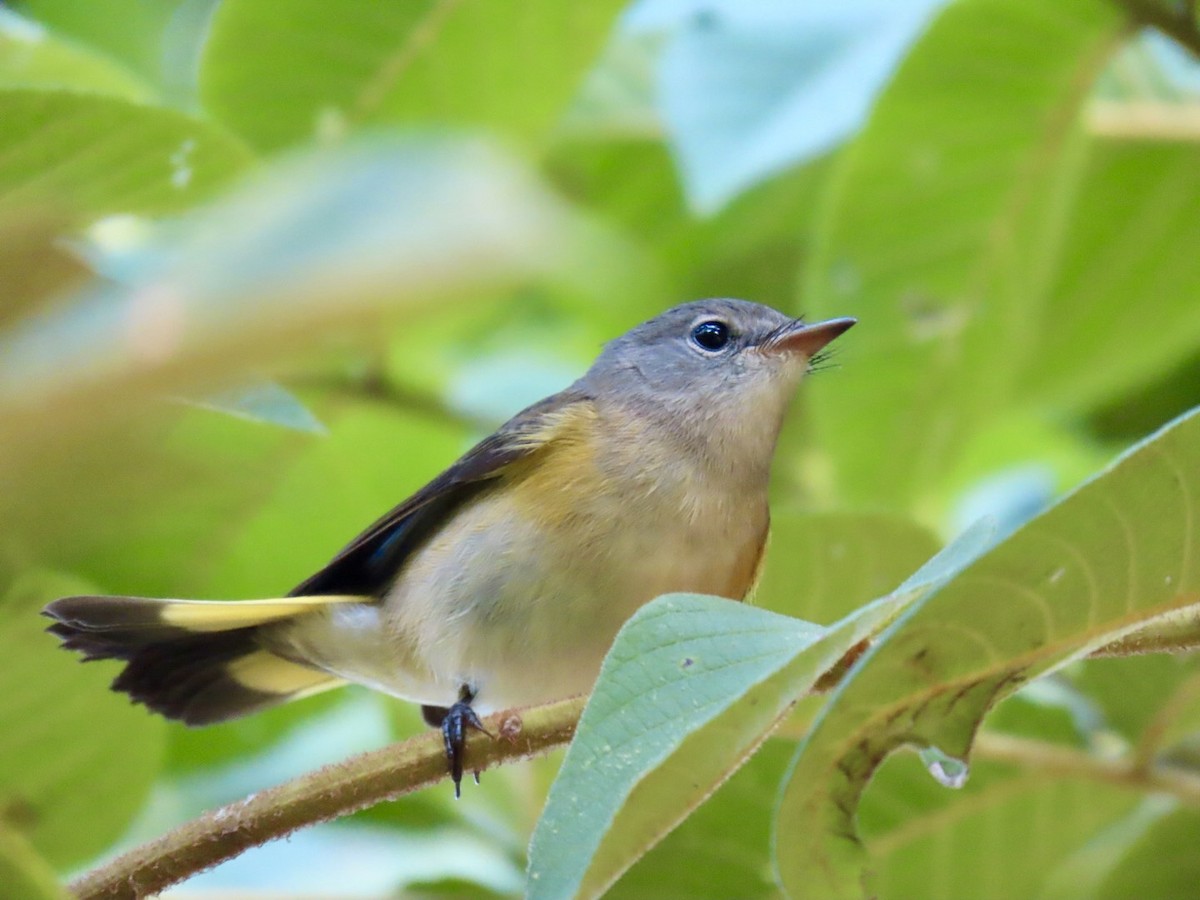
[[289, 387, 594, 597]]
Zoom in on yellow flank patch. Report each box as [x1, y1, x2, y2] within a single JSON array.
[[226, 651, 341, 696], [160, 595, 363, 632]]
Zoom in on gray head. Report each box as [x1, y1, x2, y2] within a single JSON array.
[[579, 298, 855, 478]]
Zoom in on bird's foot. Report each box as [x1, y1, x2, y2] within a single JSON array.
[[439, 696, 491, 798]]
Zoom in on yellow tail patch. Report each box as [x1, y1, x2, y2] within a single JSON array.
[[226, 651, 344, 698], [158, 595, 362, 632]]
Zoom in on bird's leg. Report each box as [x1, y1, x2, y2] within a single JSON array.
[[426, 685, 490, 797]]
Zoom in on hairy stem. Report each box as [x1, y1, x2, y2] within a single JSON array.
[[70, 697, 584, 900], [1090, 612, 1200, 658]]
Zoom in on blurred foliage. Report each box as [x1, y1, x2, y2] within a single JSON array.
[[0, 0, 1199, 897]]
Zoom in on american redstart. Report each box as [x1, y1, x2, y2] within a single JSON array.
[[44, 299, 854, 794]]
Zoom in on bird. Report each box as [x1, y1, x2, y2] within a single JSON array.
[[43, 299, 854, 794]]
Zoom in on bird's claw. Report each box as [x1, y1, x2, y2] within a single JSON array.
[[441, 700, 490, 798]]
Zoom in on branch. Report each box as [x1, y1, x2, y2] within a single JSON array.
[[70, 697, 585, 900], [1118, 0, 1200, 58], [294, 368, 498, 433], [1089, 610, 1200, 658], [69, 611, 1200, 899], [973, 731, 1200, 805]]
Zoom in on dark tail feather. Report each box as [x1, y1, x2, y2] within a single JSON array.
[[44, 595, 348, 725]]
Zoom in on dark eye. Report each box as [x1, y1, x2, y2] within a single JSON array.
[[691, 320, 730, 352]]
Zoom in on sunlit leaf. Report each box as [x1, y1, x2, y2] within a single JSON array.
[[14, 0, 194, 89], [775, 407, 1200, 899], [0, 88, 251, 219], [1017, 140, 1200, 411], [0, 8, 150, 99], [0, 136, 618, 449], [803, 0, 1123, 510], [201, 0, 625, 151]]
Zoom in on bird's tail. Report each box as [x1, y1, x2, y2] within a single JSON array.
[[43, 594, 360, 725]]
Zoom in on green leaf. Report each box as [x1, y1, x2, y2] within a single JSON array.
[[755, 511, 940, 623], [526, 518, 997, 900], [1017, 140, 1200, 411], [201, 0, 625, 151], [14, 0, 193, 90], [0, 88, 250, 220], [803, 0, 1123, 509], [202, 403, 466, 598], [0, 9, 150, 99], [0, 822, 65, 900], [1085, 804, 1200, 900], [1039, 797, 1174, 900], [526, 596, 827, 899], [1042, 799, 1200, 900], [1069, 654, 1200, 745], [0, 572, 167, 869], [862, 753, 1139, 900], [607, 738, 795, 899], [0, 135, 616, 450], [0, 405, 303, 599], [774, 407, 1200, 899], [547, 138, 833, 307]]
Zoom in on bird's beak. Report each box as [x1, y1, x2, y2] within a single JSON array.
[[762, 317, 856, 357]]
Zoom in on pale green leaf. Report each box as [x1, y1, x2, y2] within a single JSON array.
[[0, 9, 150, 99], [0, 88, 251, 218], [189, 381, 327, 435], [527, 594, 826, 900], [803, 0, 1123, 509], [14, 0, 193, 89], [0, 135, 616, 449], [775, 407, 1200, 899], [201, 0, 625, 151], [0, 572, 167, 869]]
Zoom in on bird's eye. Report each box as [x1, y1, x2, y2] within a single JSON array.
[[691, 320, 731, 352]]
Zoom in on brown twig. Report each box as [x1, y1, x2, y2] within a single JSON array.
[[70, 698, 584, 900]]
